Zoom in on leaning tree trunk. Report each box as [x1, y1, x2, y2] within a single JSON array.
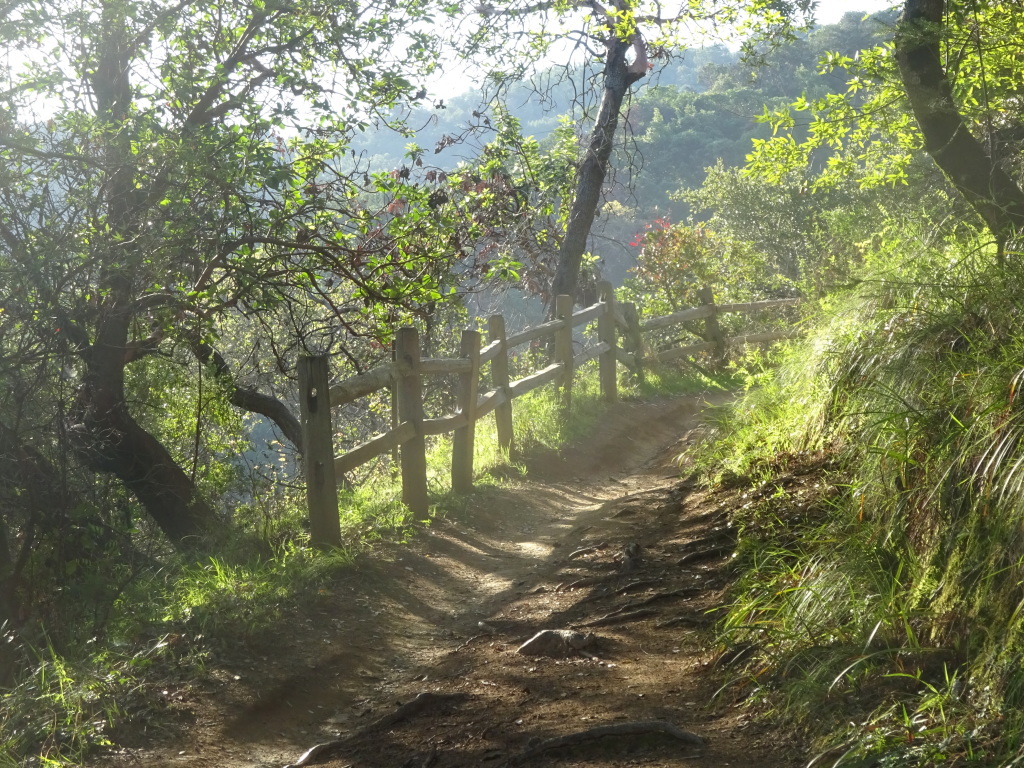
[[192, 339, 303, 450], [550, 31, 648, 306], [73, 315, 225, 550], [895, 0, 1024, 247], [69, 12, 225, 551]]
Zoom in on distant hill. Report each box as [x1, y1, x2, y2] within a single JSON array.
[[348, 10, 897, 286]]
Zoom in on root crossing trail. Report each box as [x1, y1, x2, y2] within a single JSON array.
[[103, 395, 803, 768]]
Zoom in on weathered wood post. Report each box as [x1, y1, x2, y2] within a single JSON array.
[[452, 329, 481, 494], [390, 339, 399, 468], [487, 314, 515, 456], [395, 327, 429, 516], [621, 302, 645, 383], [298, 355, 341, 548], [554, 294, 575, 411], [597, 280, 617, 403], [698, 285, 726, 361]]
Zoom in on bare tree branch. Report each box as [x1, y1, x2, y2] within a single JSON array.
[[191, 339, 303, 451]]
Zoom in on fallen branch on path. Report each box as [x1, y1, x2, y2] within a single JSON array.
[[282, 692, 468, 768], [503, 720, 704, 765], [567, 542, 607, 560], [453, 633, 490, 652], [581, 607, 659, 627]]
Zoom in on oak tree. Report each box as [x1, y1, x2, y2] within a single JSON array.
[[0, 0, 454, 549]]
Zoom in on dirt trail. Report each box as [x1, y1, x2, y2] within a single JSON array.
[[105, 394, 802, 768]]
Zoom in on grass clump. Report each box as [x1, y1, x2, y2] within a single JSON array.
[[0, 637, 172, 767], [705, 241, 1024, 765]]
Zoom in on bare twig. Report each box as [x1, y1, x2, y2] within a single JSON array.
[[282, 692, 469, 768], [581, 607, 659, 627]]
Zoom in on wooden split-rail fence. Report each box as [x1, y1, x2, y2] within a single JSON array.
[[298, 281, 800, 547]]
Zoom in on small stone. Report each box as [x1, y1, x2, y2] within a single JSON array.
[[516, 629, 597, 658]]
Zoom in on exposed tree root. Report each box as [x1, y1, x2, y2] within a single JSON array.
[[582, 607, 659, 627], [282, 692, 469, 767], [679, 533, 733, 553], [557, 573, 616, 591], [614, 578, 662, 594], [575, 585, 613, 605], [676, 543, 733, 566], [399, 747, 439, 767], [628, 587, 701, 608], [504, 720, 704, 766], [655, 614, 710, 629], [580, 588, 699, 626]]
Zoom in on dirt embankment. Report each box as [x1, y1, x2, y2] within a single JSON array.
[[101, 394, 804, 768]]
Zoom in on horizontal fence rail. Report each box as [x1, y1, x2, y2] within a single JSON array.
[[299, 282, 800, 546]]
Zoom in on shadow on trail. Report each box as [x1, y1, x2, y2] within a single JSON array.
[[219, 395, 729, 765]]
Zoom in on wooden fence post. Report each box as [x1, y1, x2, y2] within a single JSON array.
[[452, 329, 481, 494], [298, 355, 341, 548], [395, 327, 429, 516], [622, 302, 646, 383], [487, 314, 515, 456], [698, 285, 726, 361], [554, 294, 574, 411], [597, 280, 617, 403], [389, 339, 399, 468]]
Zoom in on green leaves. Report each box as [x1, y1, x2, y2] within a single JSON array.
[[746, 2, 1024, 204]]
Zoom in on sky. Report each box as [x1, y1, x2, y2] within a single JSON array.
[[814, 0, 896, 25]]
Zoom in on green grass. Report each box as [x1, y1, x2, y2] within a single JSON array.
[[703, 240, 1024, 766], [1, 639, 151, 767]]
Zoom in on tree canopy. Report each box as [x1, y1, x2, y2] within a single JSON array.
[[0, 0, 475, 547], [750, 0, 1024, 252]]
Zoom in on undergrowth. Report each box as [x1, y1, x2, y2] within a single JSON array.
[[706, 241, 1024, 766]]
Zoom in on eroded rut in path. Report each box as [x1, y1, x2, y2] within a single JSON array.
[[105, 394, 803, 768]]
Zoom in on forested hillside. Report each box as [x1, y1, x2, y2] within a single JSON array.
[[6, 0, 1024, 764]]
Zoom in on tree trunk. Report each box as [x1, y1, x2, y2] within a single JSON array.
[[550, 31, 647, 306], [73, 338, 225, 550], [895, 0, 1024, 245], [67, 15, 225, 551]]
